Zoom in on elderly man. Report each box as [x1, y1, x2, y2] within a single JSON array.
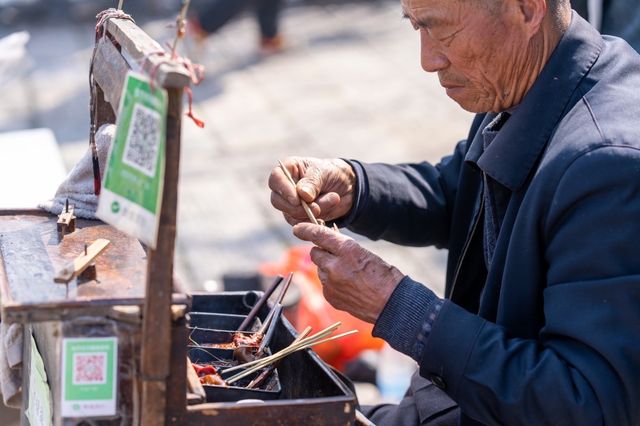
[[269, 0, 640, 424]]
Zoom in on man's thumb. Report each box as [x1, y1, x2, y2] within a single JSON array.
[[297, 167, 322, 202]]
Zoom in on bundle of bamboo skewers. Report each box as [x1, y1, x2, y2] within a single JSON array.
[[222, 321, 357, 385]]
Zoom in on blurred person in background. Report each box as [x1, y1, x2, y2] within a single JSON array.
[[189, 0, 284, 55], [269, 0, 640, 424], [572, 0, 640, 51]]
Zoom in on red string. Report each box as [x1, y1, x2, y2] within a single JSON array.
[[144, 49, 206, 128], [95, 8, 206, 128], [184, 87, 205, 128]]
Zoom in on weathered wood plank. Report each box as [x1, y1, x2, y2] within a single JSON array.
[[140, 87, 183, 424], [105, 18, 191, 89], [0, 215, 147, 323], [93, 36, 129, 111]]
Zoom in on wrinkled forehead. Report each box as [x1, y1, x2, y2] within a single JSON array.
[[401, 0, 457, 19], [401, 0, 456, 25]]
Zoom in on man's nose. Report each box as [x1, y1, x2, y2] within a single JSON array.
[[420, 30, 449, 72]]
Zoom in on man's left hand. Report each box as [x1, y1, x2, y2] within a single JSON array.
[[293, 223, 405, 324]]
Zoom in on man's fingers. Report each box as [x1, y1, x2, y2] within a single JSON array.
[[293, 223, 349, 254], [310, 246, 336, 269], [272, 192, 323, 223], [268, 165, 300, 206], [283, 213, 301, 226], [315, 192, 340, 218]]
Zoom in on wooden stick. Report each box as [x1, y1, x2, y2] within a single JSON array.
[[222, 321, 342, 373], [226, 329, 358, 384], [237, 275, 284, 332], [246, 326, 312, 389], [277, 160, 321, 226], [54, 239, 110, 283]]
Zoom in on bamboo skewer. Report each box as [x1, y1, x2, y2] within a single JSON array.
[[223, 322, 358, 384], [226, 329, 358, 384], [222, 322, 342, 375], [246, 326, 312, 389], [277, 160, 322, 226]]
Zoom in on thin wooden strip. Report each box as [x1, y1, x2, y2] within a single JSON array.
[[277, 160, 320, 225], [105, 18, 191, 89], [93, 36, 129, 110], [222, 322, 342, 375], [226, 329, 359, 384], [53, 239, 110, 283]]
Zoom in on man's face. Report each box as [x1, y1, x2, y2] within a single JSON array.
[[402, 0, 528, 112]]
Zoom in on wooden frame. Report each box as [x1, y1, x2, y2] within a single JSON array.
[[90, 16, 191, 425]]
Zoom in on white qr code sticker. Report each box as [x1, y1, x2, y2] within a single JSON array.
[[72, 352, 107, 385], [122, 103, 161, 177]]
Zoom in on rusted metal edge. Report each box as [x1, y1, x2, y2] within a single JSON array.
[[186, 395, 355, 412], [105, 18, 191, 89]]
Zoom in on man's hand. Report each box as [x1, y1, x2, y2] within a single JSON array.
[[269, 157, 356, 225], [293, 223, 405, 324]]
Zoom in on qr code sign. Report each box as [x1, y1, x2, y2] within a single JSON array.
[[122, 103, 162, 177], [73, 352, 107, 385]]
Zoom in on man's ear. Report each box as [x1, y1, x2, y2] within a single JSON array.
[[516, 0, 547, 36], [519, 0, 548, 33]]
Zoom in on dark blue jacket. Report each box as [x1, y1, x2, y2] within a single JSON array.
[[348, 13, 640, 425]]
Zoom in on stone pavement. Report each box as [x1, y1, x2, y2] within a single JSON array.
[[0, 0, 472, 295]]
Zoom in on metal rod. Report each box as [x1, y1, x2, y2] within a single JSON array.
[[257, 304, 282, 355], [237, 275, 284, 332], [257, 272, 293, 335]]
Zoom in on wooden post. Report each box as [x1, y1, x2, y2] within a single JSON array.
[[140, 87, 182, 425]]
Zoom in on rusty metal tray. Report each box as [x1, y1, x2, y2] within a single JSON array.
[[0, 210, 149, 322]]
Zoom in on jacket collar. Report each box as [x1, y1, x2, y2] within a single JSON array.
[[466, 12, 604, 191]]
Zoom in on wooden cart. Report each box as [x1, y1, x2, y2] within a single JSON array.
[[0, 12, 356, 426]]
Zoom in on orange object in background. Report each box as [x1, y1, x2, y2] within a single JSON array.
[[261, 245, 384, 371]]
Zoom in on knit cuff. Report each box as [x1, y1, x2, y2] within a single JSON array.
[[372, 276, 442, 361]]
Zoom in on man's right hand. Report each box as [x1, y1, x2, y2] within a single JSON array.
[[268, 157, 356, 225]]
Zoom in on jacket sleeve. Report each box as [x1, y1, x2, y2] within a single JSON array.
[[345, 140, 467, 248], [414, 146, 640, 425]]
